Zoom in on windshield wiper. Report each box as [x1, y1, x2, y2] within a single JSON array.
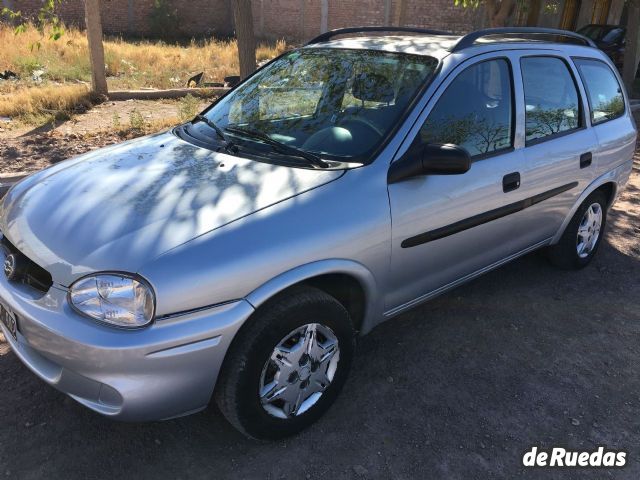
[[225, 126, 329, 168], [192, 115, 236, 151]]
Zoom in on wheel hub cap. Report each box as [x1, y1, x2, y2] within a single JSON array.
[[259, 323, 340, 419], [576, 202, 602, 259]]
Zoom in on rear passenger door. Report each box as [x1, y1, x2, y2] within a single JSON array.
[[517, 54, 599, 240]]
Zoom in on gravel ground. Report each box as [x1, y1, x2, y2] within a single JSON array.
[[0, 99, 209, 175], [0, 146, 638, 479]]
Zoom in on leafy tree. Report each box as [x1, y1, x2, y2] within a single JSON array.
[[454, 0, 518, 27], [1, 0, 64, 45]]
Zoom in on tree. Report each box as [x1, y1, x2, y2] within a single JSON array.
[[454, 0, 517, 27], [1, 0, 107, 95], [622, 0, 640, 95], [84, 0, 108, 95], [394, 0, 407, 27], [232, 0, 256, 80]]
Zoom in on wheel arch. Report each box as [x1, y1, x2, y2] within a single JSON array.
[[551, 165, 627, 245], [244, 260, 381, 335]]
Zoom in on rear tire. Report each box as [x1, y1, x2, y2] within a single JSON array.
[[546, 191, 608, 270], [214, 286, 355, 439]]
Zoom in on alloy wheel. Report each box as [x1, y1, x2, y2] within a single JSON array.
[[259, 323, 340, 419]]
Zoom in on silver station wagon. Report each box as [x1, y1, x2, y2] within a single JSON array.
[[0, 27, 636, 439]]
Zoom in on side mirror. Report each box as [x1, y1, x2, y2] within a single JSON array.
[[387, 143, 471, 184]]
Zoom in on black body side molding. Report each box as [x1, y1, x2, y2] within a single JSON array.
[[401, 182, 579, 248]]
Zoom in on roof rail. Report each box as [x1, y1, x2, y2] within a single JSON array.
[[306, 26, 454, 45], [451, 27, 597, 52]]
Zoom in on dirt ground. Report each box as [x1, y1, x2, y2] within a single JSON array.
[[0, 129, 639, 480], [0, 98, 209, 175]]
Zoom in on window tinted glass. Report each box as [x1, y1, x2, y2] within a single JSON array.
[[601, 28, 624, 43], [574, 58, 624, 124], [521, 57, 580, 142], [419, 59, 513, 157]]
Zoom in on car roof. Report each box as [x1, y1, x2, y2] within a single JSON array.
[[304, 34, 603, 61], [304, 34, 461, 59]]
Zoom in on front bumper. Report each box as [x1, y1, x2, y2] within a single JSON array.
[[0, 259, 254, 421]]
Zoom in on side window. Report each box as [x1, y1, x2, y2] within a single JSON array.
[[419, 58, 513, 158], [573, 58, 625, 125], [520, 57, 581, 143]]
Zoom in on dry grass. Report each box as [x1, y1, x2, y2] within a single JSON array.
[[0, 83, 93, 124], [0, 23, 287, 124], [0, 23, 287, 89]]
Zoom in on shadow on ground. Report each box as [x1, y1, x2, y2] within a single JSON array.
[[0, 225, 638, 479], [1, 151, 639, 480]]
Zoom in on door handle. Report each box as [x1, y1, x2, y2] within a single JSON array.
[[580, 152, 592, 168], [503, 172, 521, 193]]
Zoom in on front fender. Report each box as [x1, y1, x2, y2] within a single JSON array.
[[245, 259, 382, 335]]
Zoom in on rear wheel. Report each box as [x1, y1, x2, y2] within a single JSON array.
[[214, 286, 355, 439], [547, 191, 607, 269]]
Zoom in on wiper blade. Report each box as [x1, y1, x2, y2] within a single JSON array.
[[225, 126, 329, 168], [193, 115, 235, 150]]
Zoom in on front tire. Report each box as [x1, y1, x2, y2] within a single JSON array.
[[214, 286, 355, 439], [546, 191, 608, 269]]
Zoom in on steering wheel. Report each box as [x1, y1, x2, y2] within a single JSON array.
[[338, 117, 384, 138]]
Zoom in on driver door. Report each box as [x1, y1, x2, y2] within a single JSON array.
[[386, 56, 536, 312]]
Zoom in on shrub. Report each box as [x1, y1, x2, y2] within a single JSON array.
[[178, 94, 199, 122], [129, 108, 145, 130], [149, 0, 179, 39]]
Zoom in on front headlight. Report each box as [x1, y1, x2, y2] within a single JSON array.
[[69, 273, 155, 328]]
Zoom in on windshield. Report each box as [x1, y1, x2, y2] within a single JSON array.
[[197, 48, 438, 163]]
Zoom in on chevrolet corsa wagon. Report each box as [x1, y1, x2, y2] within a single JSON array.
[[0, 27, 636, 439]]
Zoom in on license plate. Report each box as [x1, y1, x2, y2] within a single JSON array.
[[0, 303, 17, 341]]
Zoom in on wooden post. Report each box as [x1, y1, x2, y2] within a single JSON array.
[[84, 0, 108, 95], [232, 0, 257, 80]]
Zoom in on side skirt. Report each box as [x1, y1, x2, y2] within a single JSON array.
[[383, 237, 552, 319]]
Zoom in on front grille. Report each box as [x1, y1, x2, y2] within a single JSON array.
[[1, 235, 53, 294]]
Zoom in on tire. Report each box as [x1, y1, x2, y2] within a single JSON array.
[[546, 190, 608, 270], [214, 286, 356, 439]]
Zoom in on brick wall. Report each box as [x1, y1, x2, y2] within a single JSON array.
[[254, 0, 483, 41], [12, 0, 233, 37], [9, 0, 482, 40]]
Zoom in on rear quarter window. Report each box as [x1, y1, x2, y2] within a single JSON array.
[[573, 58, 625, 125]]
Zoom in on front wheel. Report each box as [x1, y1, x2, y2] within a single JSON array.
[[214, 286, 355, 439], [546, 191, 608, 269]]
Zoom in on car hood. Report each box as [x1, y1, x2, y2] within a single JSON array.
[[0, 131, 342, 286]]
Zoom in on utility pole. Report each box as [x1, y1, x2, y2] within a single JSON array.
[[84, 0, 108, 95]]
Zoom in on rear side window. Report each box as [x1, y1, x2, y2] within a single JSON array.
[[520, 57, 581, 143], [419, 58, 513, 158], [573, 58, 625, 125]]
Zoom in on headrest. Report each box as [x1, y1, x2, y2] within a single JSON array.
[[352, 73, 394, 103], [396, 69, 425, 102]]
